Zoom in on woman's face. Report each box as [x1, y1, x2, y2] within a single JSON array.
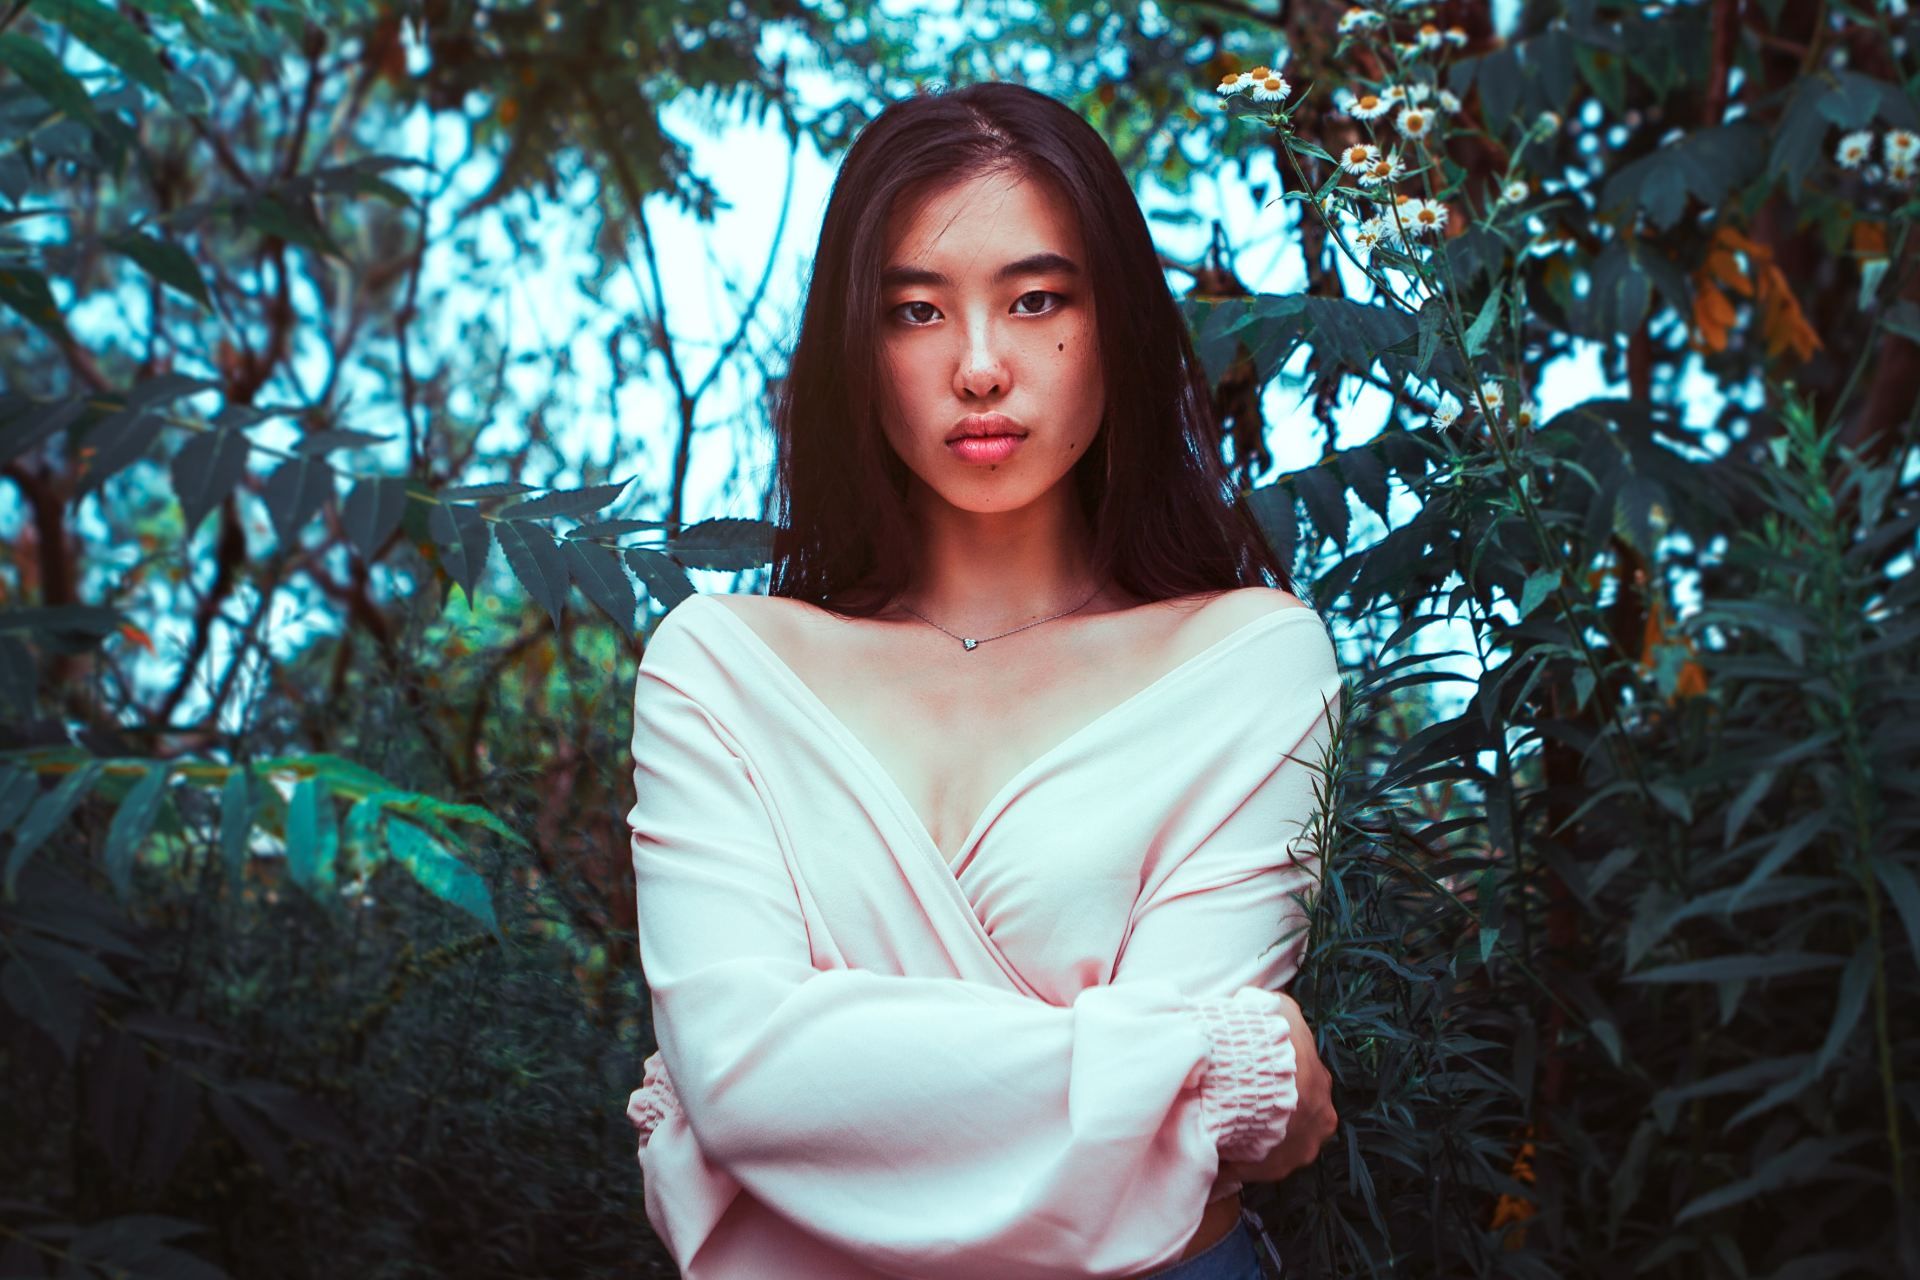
[[875, 168, 1105, 512]]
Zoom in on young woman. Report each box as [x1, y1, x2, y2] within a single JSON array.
[[624, 81, 1342, 1279]]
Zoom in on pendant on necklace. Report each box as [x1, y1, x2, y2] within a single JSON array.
[[963, 638, 978, 651]]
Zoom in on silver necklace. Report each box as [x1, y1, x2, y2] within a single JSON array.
[[895, 584, 1103, 651]]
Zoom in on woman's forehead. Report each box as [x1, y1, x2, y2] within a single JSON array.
[[883, 170, 1082, 271]]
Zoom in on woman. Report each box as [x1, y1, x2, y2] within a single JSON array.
[[624, 81, 1342, 1278]]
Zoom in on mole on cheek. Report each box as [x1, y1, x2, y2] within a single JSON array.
[[1057, 343, 1064, 351]]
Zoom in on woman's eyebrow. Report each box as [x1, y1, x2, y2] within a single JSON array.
[[880, 252, 1082, 289]]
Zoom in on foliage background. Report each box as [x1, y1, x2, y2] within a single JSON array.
[[1, 0, 1915, 1276]]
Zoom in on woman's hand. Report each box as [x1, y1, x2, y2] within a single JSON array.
[[1220, 990, 1336, 1183]]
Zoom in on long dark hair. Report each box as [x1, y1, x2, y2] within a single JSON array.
[[766, 80, 1291, 616]]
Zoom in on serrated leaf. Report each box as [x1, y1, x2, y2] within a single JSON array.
[[262, 453, 334, 548], [1292, 464, 1350, 549], [171, 428, 250, 534], [495, 520, 567, 630], [560, 538, 636, 638], [495, 480, 629, 522], [439, 481, 532, 500], [667, 517, 776, 570], [428, 503, 491, 605], [5, 760, 104, 896], [624, 547, 696, 612], [341, 475, 409, 560], [295, 428, 393, 455], [102, 763, 167, 900], [384, 818, 499, 937], [1337, 447, 1390, 521]]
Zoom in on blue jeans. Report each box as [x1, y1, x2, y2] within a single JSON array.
[[1137, 1208, 1273, 1279]]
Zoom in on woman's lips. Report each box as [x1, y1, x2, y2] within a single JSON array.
[[947, 434, 1027, 464]]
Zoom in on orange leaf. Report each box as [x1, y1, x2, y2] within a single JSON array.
[[118, 622, 155, 654], [1705, 249, 1752, 296]]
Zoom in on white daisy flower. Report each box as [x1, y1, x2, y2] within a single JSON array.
[[1250, 72, 1292, 103], [1352, 221, 1385, 256], [1886, 129, 1919, 164], [1338, 141, 1382, 174], [1357, 152, 1407, 187], [1536, 110, 1562, 135], [1891, 158, 1916, 187], [1407, 82, 1434, 104], [1515, 400, 1541, 430], [1438, 88, 1462, 114], [1348, 90, 1393, 121], [1444, 26, 1468, 46], [1382, 84, 1409, 103], [1402, 198, 1448, 236], [1431, 394, 1463, 428], [1414, 22, 1443, 50], [1338, 6, 1383, 33], [1215, 71, 1255, 97], [1360, 214, 1399, 243], [1500, 179, 1529, 203], [1397, 41, 1423, 59], [1478, 380, 1505, 414], [1396, 107, 1435, 139], [1836, 130, 1874, 168]]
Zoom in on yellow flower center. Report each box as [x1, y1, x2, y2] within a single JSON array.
[[1358, 95, 1379, 110]]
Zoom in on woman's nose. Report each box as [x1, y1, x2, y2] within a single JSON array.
[[955, 319, 1008, 399]]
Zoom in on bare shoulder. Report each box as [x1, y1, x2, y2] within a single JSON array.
[[1187, 585, 1312, 634]]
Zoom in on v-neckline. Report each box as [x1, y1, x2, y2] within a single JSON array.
[[689, 593, 1319, 880]]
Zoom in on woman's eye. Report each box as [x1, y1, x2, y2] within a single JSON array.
[[889, 292, 1064, 326]]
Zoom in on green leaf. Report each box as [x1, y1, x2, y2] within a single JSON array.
[[1291, 464, 1350, 549], [1727, 811, 1830, 911], [284, 777, 320, 891], [429, 502, 492, 606], [1518, 568, 1559, 619], [1626, 952, 1846, 984], [262, 454, 334, 548], [220, 767, 252, 893], [384, 818, 499, 937], [104, 231, 210, 307], [495, 521, 568, 631], [1874, 859, 1920, 977], [76, 406, 164, 498], [0, 765, 38, 831], [102, 762, 168, 900], [1673, 1135, 1871, 1223], [1464, 290, 1501, 356], [440, 481, 532, 500], [0, 32, 102, 127], [39, 0, 172, 96], [666, 517, 776, 571], [495, 480, 629, 522], [560, 538, 636, 638], [341, 475, 410, 560], [0, 394, 85, 464], [5, 760, 104, 896], [0, 261, 74, 344], [625, 547, 697, 612], [170, 428, 250, 534]]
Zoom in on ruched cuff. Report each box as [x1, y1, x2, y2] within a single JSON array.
[[626, 1050, 683, 1146], [1191, 986, 1299, 1163]]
